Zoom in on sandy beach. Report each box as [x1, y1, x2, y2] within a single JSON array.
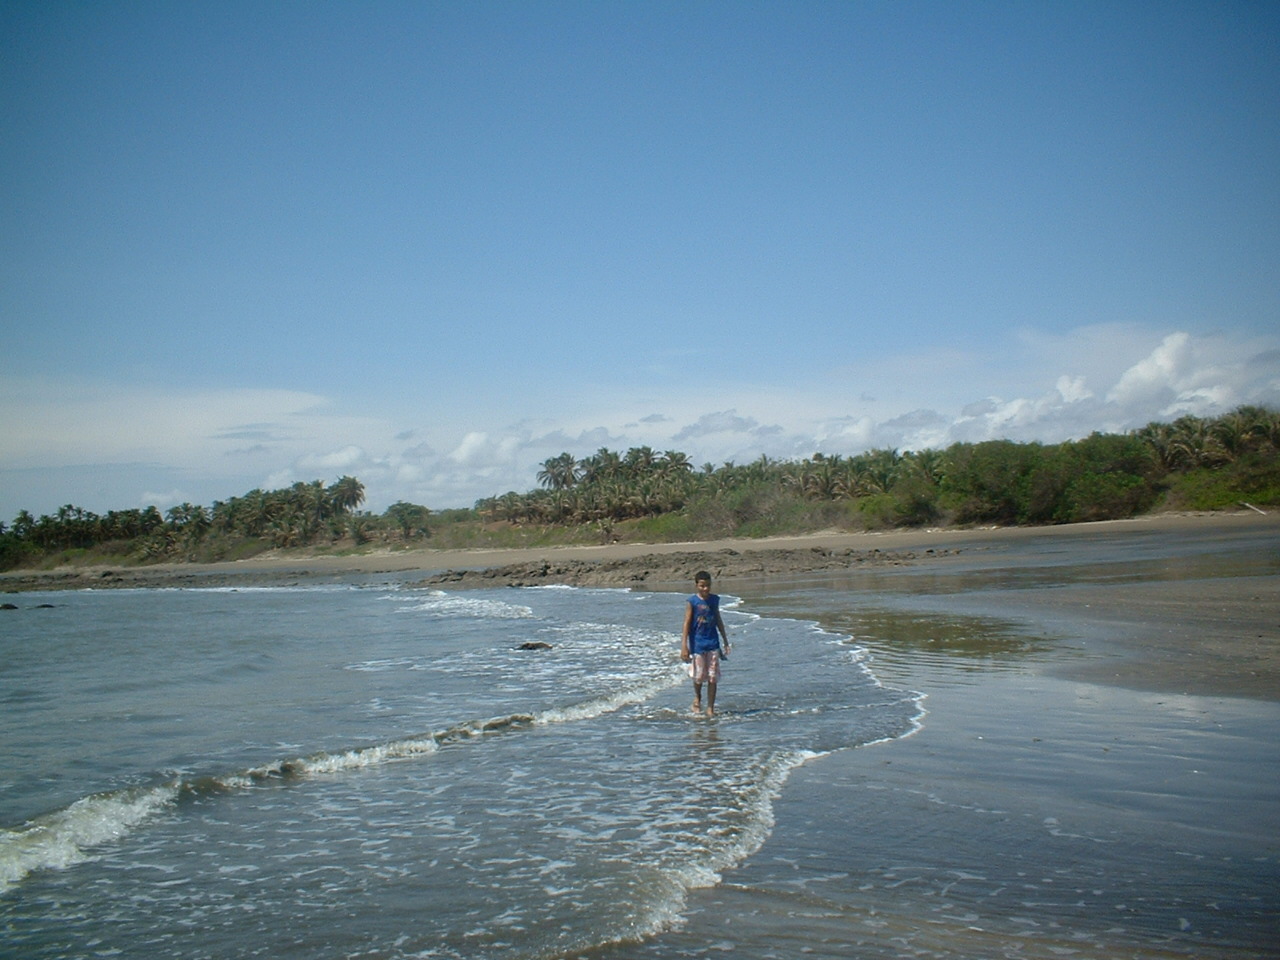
[[0, 509, 1269, 580]]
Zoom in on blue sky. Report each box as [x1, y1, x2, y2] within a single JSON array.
[[2, 1, 1278, 520]]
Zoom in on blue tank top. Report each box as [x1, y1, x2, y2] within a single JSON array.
[[688, 593, 722, 654]]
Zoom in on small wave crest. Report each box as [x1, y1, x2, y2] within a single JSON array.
[[399, 592, 535, 619], [535, 668, 685, 725], [0, 784, 178, 893]]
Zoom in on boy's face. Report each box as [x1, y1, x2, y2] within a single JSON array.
[[695, 578, 711, 597]]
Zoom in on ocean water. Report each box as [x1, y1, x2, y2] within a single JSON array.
[[0, 582, 923, 959]]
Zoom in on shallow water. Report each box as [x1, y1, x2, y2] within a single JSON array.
[[0, 583, 920, 959], [604, 671, 1280, 960]]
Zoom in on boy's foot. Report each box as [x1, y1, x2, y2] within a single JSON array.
[[691, 701, 702, 714], [704, 707, 715, 717]]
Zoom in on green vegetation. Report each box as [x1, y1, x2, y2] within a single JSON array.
[[2, 407, 1277, 572]]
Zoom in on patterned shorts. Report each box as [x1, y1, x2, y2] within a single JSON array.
[[690, 650, 722, 683]]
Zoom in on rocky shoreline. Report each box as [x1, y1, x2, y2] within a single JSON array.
[[0, 567, 326, 594], [416, 545, 950, 589], [1, 545, 950, 595]]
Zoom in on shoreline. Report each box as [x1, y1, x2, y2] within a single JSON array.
[[4, 510, 1277, 703], [1, 510, 1268, 593]]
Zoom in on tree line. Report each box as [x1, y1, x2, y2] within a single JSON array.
[[0, 476, 433, 570], [477, 405, 1279, 536], [1, 406, 1276, 571]]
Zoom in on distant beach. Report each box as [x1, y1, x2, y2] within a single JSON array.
[[1, 509, 1267, 584]]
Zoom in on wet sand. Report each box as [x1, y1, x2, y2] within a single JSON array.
[[596, 510, 1280, 959]]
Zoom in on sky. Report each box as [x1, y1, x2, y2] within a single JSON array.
[[2, 1, 1278, 521]]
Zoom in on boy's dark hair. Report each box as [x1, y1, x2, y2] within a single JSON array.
[[694, 570, 711, 583]]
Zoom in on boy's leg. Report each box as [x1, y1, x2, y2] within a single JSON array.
[[691, 653, 707, 711], [703, 649, 721, 716]]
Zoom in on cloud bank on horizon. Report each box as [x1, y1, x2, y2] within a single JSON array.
[[2, 3, 1277, 519], [3, 326, 1276, 518]]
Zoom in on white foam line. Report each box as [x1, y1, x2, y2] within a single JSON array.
[[534, 670, 685, 725], [0, 784, 179, 893], [0, 648, 687, 895]]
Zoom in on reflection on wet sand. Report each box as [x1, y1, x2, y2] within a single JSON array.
[[597, 517, 1280, 960]]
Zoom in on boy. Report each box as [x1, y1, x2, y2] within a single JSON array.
[[680, 570, 730, 717]]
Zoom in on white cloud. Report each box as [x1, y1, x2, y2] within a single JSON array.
[[672, 410, 765, 441], [298, 445, 367, 472], [448, 432, 491, 466], [1056, 375, 1092, 404], [140, 489, 189, 511], [1108, 332, 1193, 406]]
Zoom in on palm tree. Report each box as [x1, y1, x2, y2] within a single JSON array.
[[834, 458, 872, 500], [1134, 421, 1180, 471], [538, 453, 580, 490], [293, 480, 331, 540], [10, 510, 35, 540], [327, 476, 366, 514], [166, 503, 211, 544], [580, 448, 623, 484], [624, 446, 658, 478], [658, 450, 694, 478], [1169, 416, 1227, 469], [900, 448, 947, 486], [346, 512, 375, 545], [801, 457, 840, 500], [496, 491, 524, 523]]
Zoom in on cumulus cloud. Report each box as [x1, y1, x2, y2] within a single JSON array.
[[1107, 332, 1193, 406], [140, 489, 189, 511], [448, 432, 494, 466], [672, 410, 765, 441], [298, 445, 367, 472]]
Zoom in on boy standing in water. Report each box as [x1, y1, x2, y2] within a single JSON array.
[[681, 571, 730, 717]]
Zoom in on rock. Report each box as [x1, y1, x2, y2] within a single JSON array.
[[516, 641, 553, 651], [414, 546, 941, 590]]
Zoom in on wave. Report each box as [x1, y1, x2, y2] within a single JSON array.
[[0, 661, 689, 895], [548, 745, 826, 957], [0, 784, 179, 893], [397, 592, 535, 619], [87, 583, 364, 595]]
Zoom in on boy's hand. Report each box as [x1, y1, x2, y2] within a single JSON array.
[[720, 642, 730, 660]]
